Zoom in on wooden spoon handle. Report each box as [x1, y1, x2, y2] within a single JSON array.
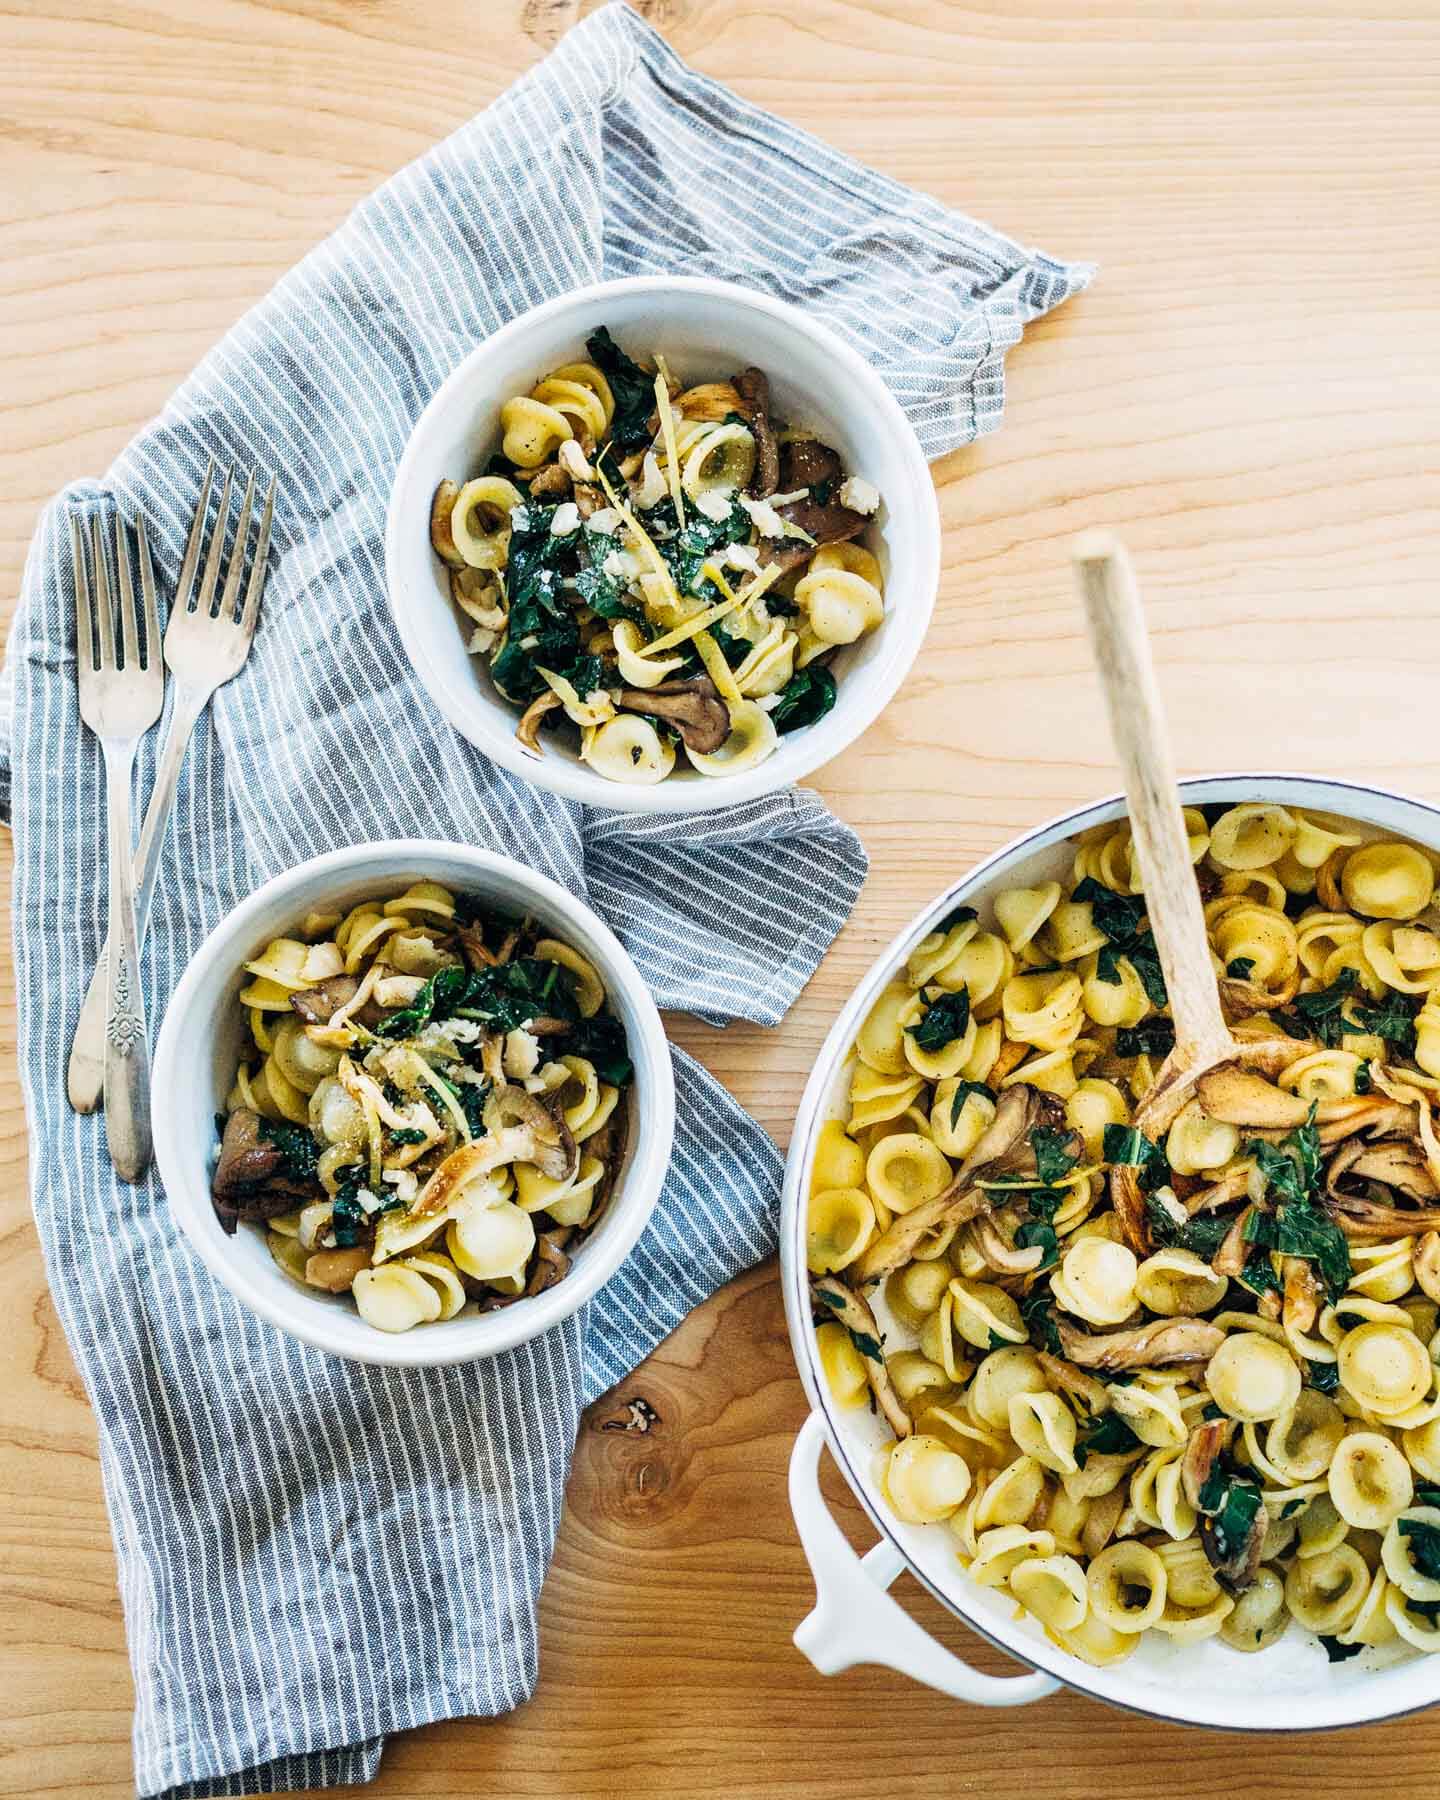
[[1072, 531, 1233, 1072]]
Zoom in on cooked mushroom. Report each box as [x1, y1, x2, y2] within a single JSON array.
[[525, 1228, 573, 1297], [852, 1184, 989, 1284], [1080, 1485, 1127, 1559], [1189, 1167, 1253, 1215], [1328, 1137, 1438, 1202], [516, 690, 564, 755], [812, 1275, 911, 1439], [1194, 1064, 1312, 1129], [1181, 1417, 1236, 1511], [615, 677, 730, 754], [572, 480, 604, 518], [1282, 1254, 1323, 1336], [211, 1108, 319, 1234], [1054, 1315, 1226, 1373], [1315, 849, 1348, 911], [1312, 1096, 1416, 1147], [1332, 1196, 1440, 1237], [732, 366, 779, 497], [1219, 969, 1300, 1017], [1200, 1493, 1269, 1595], [1036, 1352, 1112, 1414], [528, 462, 571, 500], [973, 1213, 1045, 1275], [756, 438, 869, 573], [1212, 1203, 1255, 1278], [429, 479, 466, 568], [489, 1086, 579, 1184], [290, 975, 359, 1026], [304, 1246, 371, 1293]]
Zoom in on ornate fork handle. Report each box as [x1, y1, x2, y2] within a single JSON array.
[[101, 743, 152, 1180]]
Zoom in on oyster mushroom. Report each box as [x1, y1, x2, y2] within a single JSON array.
[[517, 690, 564, 755], [1219, 969, 1300, 1017], [527, 462, 571, 501], [430, 479, 466, 568], [1283, 1255, 1324, 1336], [1081, 1486, 1127, 1559], [812, 1275, 910, 1439], [1200, 1492, 1269, 1596], [973, 1213, 1045, 1275], [615, 677, 730, 754], [290, 975, 360, 1026], [1054, 1314, 1226, 1373], [673, 380, 747, 423], [1036, 1353, 1112, 1414], [1328, 1138, 1438, 1202], [731, 366, 779, 497], [1194, 1064, 1312, 1129], [525, 1228, 573, 1297], [488, 1086, 580, 1184], [211, 1108, 319, 1234], [1181, 1416, 1236, 1511], [1212, 1203, 1255, 1278]]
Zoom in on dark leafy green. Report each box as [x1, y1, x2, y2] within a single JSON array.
[[1350, 989, 1422, 1058], [1197, 1467, 1263, 1561], [1073, 875, 1168, 1007], [586, 325, 654, 450], [1075, 1412, 1141, 1467], [1355, 1059, 1373, 1096], [770, 665, 837, 734], [1144, 1192, 1232, 1259], [949, 1079, 995, 1128], [906, 987, 971, 1054], [1275, 968, 1359, 1048], [939, 904, 979, 933], [1226, 956, 1257, 980], [1399, 1517, 1440, 1581], [1103, 1123, 1170, 1193], [1014, 1219, 1059, 1269], [1242, 1111, 1351, 1298], [1319, 1635, 1364, 1663], [1307, 1358, 1341, 1394], [814, 1284, 882, 1362], [256, 1117, 320, 1184], [1020, 1291, 1062, 1354], [569, 1010, 634, 1087], [1031, 1126, 1081, 1186], [1115, 1016, 1176, 1059]]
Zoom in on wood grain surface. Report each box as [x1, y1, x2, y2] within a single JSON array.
[[4, 1, 1440, 1794]]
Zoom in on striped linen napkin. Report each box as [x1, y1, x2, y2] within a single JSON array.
[[0, 5, 1090, 1793]]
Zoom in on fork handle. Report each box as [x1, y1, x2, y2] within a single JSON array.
[[102, 744, 152, 1181], [69, 688, 204, 1113]]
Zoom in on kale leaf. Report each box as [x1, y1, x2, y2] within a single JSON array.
[[939, 904, 979, 932], [1144, 1193, 1232, 1259], [1115, 1016, 1176, 1059], [1399, 1517, 1440, 1581], [770, 665, 837, 735], [1103, 1122, 1170, 1193], [1241, 1110, 1351, 1299], [256, 1117, 320, 1184], [1075, 1412, 1141, 1467], [568, 1010, 634, 1087], [1355, 1059, 1373, 1096], [1032, 1126, 1081, 1185], [1014, 1219, 1060, 1269], [1350, 988, 1422, 1058], [906, 987, 971, 1054], [1319, 1635, 1364, 1664], [1226, 956, 1257, 980], [586, 325, 654, 450], [1275, 968, 1359, 1048], [949, 1078, 996, 1128], [1073, 875, 1168, 1007], [1020, 1291, 1063, 1354]]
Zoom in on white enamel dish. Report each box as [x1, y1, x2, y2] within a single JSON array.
[[154, 840, 675, 1367], [782, 773, 1440, 1729], [384, 275, 939, 813]]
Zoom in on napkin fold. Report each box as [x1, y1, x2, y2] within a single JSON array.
[[0, 5, 1090, 1793]]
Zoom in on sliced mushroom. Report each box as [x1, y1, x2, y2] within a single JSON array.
[[430, 479, 466, 568], [304, 1246, 371, 1293], [1200, 1495, 1269, 1596], [1315, 849, 1348, 911], [852, 1184, 989, 1284], [1329, 1137, 1439, 1202], [290, 975, 360, 1026], [489, 1086, 579, 1184], [812, 1275, 911, 1439], [525, 1228, 573, 1297], [1219, 969, 1300, 1017], [732, 367, 779, 497], [1054, 1315, 1226, 1373], [1212, 1203, 1255, 1278], [1313, 1096, 1416, 1147], [973, 1213, 1044, 1275], [1081, 1485, 1127, 1559], [528, 462, 571, 500], [572, 480, 604, 519], [1189, 1167, 1253, 1215], [1194, 1064, 1311, 1129], [211, 1108, 318, 1233], [1332, 1197, 1440, 1238], [616, 677, 730, 754], [1181, 1417, 1236, 1511], [1282, 1254, 1323, 1336], [1037, 1352, 1112, 1414], [517, 690, 564, 754]]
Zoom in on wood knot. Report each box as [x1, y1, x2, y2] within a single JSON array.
[[598, 1394, 661, 1434]]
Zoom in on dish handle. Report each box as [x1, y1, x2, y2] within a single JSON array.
[[789, 1412, 1061, 1707]]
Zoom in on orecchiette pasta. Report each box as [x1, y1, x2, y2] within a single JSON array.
[[431, 326, 886, 784], [810, 805, 1440, 1666], [217, 883, 632, 1334]]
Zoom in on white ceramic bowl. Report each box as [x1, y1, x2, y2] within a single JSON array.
[[385, 276, 939, 812], [154, 840, 675, 1366], [783, 774, 1440, 1730]]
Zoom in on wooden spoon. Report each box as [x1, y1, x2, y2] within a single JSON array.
[[1071, 532, 1312, 1249]]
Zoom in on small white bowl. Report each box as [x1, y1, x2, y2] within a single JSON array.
[[384, 275, 940, 813], [153, 840, 675, 1366]]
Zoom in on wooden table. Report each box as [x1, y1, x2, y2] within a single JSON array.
[[5, 1, 1440, 1793]]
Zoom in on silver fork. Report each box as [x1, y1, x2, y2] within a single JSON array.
[[71, 513, 165, 1181], [67, 462, 277, 1115]]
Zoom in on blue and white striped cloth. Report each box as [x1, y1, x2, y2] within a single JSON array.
[[0, 6, 1089, 1793]]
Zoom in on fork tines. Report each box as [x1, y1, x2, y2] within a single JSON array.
[[69, 511, 162, 679], [178, 458, 278, 628]]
